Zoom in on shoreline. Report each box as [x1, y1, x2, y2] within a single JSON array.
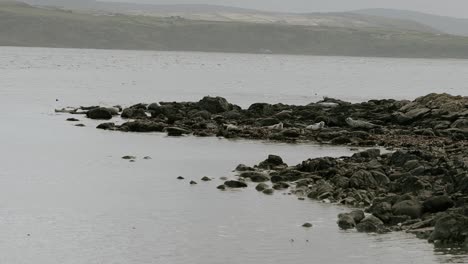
[[59, 93, 468, 248]]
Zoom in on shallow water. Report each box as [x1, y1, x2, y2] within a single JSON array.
[[0, 47, 467, 263]]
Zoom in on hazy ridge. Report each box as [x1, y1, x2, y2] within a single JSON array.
[[2, 1, 468, 58]]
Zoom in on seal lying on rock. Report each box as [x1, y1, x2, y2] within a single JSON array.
[[346, 117, 379, 129], [306, 121, 325, 131], [266, 122, 283, 130]]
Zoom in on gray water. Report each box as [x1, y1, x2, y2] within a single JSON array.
[[0, 47, 467, 264]]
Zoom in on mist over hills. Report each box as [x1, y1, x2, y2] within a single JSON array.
[[354, 8, 468, 37], [2, 0, 468, 58]]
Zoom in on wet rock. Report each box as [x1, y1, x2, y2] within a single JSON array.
[[120, 121, 165, 132], [430, 214, 468, 244], [166, 127, 190, 136], [148, 103, 160, 111], [273, 182, 290, 190], [392, 200, 423, 219], [302, 222, 313, 228], [235, 164, 255, 172], [97, 122, 115, 130], [240, 171, 269, 182], [66, 118, 79, 122], [423, 195, 454, 213], [177, 176, 185, 180], [368, 201, 393, 223], [75, 124, 85, 127], [224, 180, 248, 188], [121, 108, 147, 119], [201, 176, 212, 181], [217, 185, 226, 190], [86, 107, 113, 120], [356, 215, 386, 233], [262, 188, 274, 195], [122, 156, 136, 160], [190, 181, 198, 185], [337, 213, 356, 230], [257, 155, 286, 170], [255, 183, 269, 192], [198, 96, 232, 114]]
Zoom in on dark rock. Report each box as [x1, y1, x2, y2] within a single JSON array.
[[122, 156, 136, 160], [392, 200, 423, 219], [423, 195, 454, 213], [217, 185, 226, 190], [262, 188, 274, 195], [190, 181, 197, 185], [177, 176, 185, 180], [120, 121, 165, 132], [97, 122, 115, 130], [235, 164, 255, 172], [337, 213, 356, 229], [86, 107, 113, 120], [255, 183, 269, 192], [273, 182, 290, 190], [240, 171, 269, 182], [356, 215, 386, 233], [302, 222, 313, 228], [121, 108, 147, 119], [198, 96, 231, 114], [430, 214, 468, 244], [166, 127, 190, 136], [224, 180, 248, 188], [201, 176, 212, 181], [66, 118, 79, 122]]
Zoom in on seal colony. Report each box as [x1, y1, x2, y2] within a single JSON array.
[[59, 93, 468, 248]]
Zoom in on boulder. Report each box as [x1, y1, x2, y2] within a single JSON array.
[[392, 200, 423, 219], [166, 127, 190, 136], [423, 195, 454, 213], [97, 122, 115, 130], [120, 121, 165, 132], [356, 215, 386, 233], [255, 183, 269, 192], [198, 96, 231, 114], [262, 188, 274, 195], [224, 180, 248, 188], [240, 171, 269, 182], [430, 214, 468, 244], [337, 213, 356, 229], [86, 107, 113, 120], [121, 108, 147, 119]]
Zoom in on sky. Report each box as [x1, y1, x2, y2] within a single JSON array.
[[107, 0, 468, 18]]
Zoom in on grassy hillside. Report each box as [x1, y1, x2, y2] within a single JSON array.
[[355, 8, 468, 37], [2, 2, 468, 58]]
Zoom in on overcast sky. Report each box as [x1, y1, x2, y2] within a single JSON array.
[[108, 0, 468, 18]]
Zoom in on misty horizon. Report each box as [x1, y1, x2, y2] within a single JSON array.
[[101, 0, 468, 18]]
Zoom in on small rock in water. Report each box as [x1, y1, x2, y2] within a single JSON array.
[[122, 156, 136, 160], [129, 160, 135, 163], [75, 124, 85, 127], [224, 180, 247, 188], [255, 183, 269, 192], [177, 176, 185, 180], [66, 118, 79, 122], [217, 185, 226, 190], [143, 156, 152, 160], [201, 176, 212, 181], [190, 181, 197, 185], [262, 188, 274, 195], [298, 197, 305, 201], [302, 223, 313, 228], [219, 176, 228, 181]]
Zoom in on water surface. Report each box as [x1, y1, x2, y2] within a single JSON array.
[[0, 47, 467, 264]]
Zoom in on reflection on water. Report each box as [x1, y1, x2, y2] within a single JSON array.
[[0, 46, 467, 263]]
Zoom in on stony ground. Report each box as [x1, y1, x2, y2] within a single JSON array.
[[60, 93, 468, 248]]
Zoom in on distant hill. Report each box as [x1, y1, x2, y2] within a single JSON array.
[[354, 8, 468, 36], [2, 1, 468, 58], [18, 0, 438, 34]]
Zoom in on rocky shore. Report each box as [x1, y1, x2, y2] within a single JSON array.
[[59, 93, 468, 248]]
